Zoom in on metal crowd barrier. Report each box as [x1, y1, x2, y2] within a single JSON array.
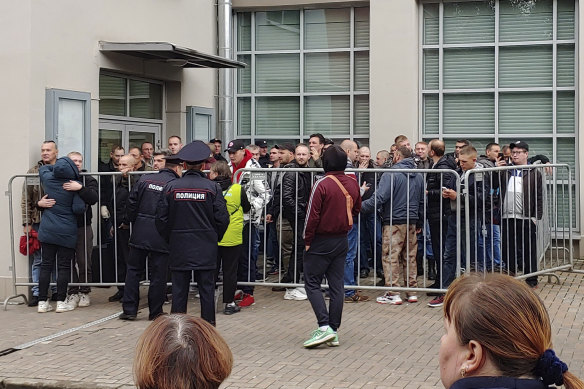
[[235, 166, 463, 296], [3, 162, 578, 309], [463, 164, 574, 283]]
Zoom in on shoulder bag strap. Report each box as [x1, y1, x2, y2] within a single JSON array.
[[327, 175, 353, 227]]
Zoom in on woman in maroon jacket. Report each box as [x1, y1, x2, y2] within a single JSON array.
[[302, 145, 361, 348]]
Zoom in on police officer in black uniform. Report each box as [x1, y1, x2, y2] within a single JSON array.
[[155, 141, 230, 326], [119, 153, 182, 321]]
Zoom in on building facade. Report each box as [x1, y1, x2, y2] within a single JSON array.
[[0, 0, 581, 297]]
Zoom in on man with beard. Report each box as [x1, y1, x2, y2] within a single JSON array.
[[280, 144, 312, 301]]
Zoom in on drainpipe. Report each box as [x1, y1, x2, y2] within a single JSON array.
[[218, 0, 234, 145]]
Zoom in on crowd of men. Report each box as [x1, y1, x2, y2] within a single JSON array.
[[20, 132, 545, 321]]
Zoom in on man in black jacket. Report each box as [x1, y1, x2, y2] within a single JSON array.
[[119, 154, 182, 321], [108, 154, 137, 303], [425, 140, 457, 289], [280, 144, 312, 300], [156, 141, 229, 325], [64, 152, 98, 308], [266, 144, 295, 290]]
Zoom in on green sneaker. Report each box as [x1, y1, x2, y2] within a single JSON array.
[[326, 332, 339, 347], [303, 327, 336, 348]]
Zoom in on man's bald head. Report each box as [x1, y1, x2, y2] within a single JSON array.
[[340, 140, 358, 164]]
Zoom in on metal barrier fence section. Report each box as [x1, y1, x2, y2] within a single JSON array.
[[3, 162, 575, 309], [463, 164, 573, 284]]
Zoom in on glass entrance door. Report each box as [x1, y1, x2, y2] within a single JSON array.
[[98, 120, 161, 165]]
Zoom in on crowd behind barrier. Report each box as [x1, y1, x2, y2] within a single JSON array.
[[3, 138, 577, 315]]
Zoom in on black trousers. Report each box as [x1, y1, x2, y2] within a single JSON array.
[[304, 235, 347, 332], [38, 243, 74, 301], [171, 269, 216, 326], [428, 218, 448, 285], [502, 218, 538, 286], [217, 245, 241, 304], [122, 247, 168, 318], [115, 228, 130, 293], [285, 216, 305, 283]]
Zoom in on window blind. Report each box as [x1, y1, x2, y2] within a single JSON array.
[[499, 93, 552, 134], [256, 11, 300, 51], [256, 97, 299, 135], [256, 54, 300, 93], [444, 48, 495, 89], [304, 9, 350, 49], [305, 52, 349, 92], [443, 2, 495, 44], [499, 0, 553, 42], [304, 96, 349, 135], [354, 95, 369, 135], [499, 46, 552, 88], [99, 75, 126, 116], [443, 94, 495, 134]]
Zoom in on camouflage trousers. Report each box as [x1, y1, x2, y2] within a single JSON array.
[[382, 224, 418, 294]]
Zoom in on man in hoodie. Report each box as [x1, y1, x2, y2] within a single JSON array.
[[361, 147, 425, 305], [227, 139, 271, 307], [302, 145, 361, 348]]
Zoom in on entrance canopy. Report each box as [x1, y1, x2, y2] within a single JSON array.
[[99, 41, 245, 68]]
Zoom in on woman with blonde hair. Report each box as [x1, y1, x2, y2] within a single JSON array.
[[134, 314, 233, 389], [440, 273, 583, 389]]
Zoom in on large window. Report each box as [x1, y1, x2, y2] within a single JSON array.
[[421, 0, 578, 229], [99, 73, 163, 120], [235, 7, 369, 144]]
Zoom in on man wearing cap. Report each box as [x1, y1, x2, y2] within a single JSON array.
[[156, 141, 230, 325], [226, 139, 271, 307], [210, 138, 227, 162], [302, 145, 362, 348], [255, 139, 270, 168], [119, 151, 182, 321], [500, 141, 543, 288]]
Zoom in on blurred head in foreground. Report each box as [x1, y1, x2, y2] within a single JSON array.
[[135, 314, 233, 389], [440, 273, 583, 389]]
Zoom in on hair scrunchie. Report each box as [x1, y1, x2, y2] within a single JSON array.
[[535, 349, 568, 386]]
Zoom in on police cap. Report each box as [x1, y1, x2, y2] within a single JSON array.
[[171, 140, 212, 163]]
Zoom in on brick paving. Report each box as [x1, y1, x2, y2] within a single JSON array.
[[0, 266, 583, 388]]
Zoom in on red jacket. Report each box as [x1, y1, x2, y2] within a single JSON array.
[[303, 171, 361, 247], [231, 150, 253, 183]]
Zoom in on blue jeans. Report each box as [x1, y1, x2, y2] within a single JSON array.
[[30, 223, 56, 296], [266, 221, 280, 267], [344, 223, 358, 297], [477, 223, 501, 269]]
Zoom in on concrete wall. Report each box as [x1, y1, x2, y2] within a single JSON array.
[[370, 0, 419, 149], [0, 0, 219, 299]]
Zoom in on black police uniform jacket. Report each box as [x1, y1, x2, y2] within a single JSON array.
[[128, 168, 180, 253], [155, 170, 230, 271]]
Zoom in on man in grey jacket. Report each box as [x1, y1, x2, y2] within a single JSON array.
[[361, 147, 425, 305]]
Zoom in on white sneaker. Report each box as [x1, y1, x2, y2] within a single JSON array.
[[284, 287, 308, 301], [376, 292, 403, 305], [65, 294, 80, 308], [407, 295, 418, 303], [78, 293, 90, 307], [56, 301, 75, 313], [37, 300, 53, 313]]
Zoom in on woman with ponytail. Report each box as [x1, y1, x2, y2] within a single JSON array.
[[439, 273, 583, 389]]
